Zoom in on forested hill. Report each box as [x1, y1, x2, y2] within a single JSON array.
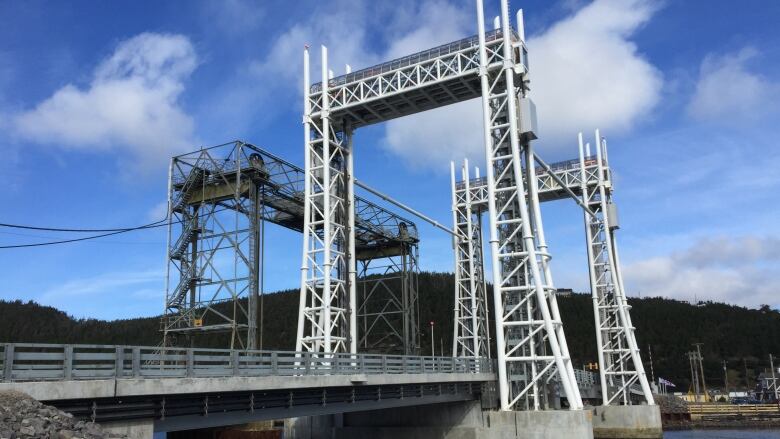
[[2, 271, 779, 391]]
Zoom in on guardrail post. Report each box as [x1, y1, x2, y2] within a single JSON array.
[[232, 350, 240, 376], [114, 347, 123, 378], [132, 348, 141, 377], [4, 344, 14, 381], [360, 355, 366, 373], [63, 345, 73, 380], [271, 352, 278, 375], [186, 349, 194, 377], [382, 355, 387, 373], [402, 356, 407, 374], [304, 352, 311, 375]]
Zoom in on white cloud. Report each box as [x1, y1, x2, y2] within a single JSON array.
[[687, 47, 779, 122], [529, 0, 661, 147], [381, 0, 662, 169], [13, 33, 197, 171], [623, 235, 780, 308]]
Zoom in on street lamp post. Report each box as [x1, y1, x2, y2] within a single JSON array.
[[430, 321, 435, 357]]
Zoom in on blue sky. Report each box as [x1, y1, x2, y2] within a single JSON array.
[[1, 0, 779, 319]]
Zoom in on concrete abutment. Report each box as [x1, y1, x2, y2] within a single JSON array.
[[590, 405, 663, 439], [287, 401, 595, 439], [101, 419, 155, 439]]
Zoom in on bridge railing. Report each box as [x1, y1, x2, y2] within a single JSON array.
[[1, 343, 492, 382]]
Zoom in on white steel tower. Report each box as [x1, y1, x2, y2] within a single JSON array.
[[579, 130, 654, 405], [474, 1, 582, 410], [296, 47, 357, 354], [450, 160, 490, 360]]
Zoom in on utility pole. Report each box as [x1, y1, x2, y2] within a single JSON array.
[[770, 354, 778, 402], [694, 343, 708, 402], [430, 321, 435, 357], [744, 358, 750, 391], [648, 345, 656, 383], [689, 352, 700, 402], [723, 360, 728, 399]]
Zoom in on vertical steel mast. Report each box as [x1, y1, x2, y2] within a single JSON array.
[[579, 130, 654, 405], [297, 46, 356, 354], [475, 0, 582, 410], [451, 160, 490, 360]]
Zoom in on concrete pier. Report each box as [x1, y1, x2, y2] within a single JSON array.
[[326, 401, 594, 439], [590, 405, 663, 439], [102, 419, 155, 439]]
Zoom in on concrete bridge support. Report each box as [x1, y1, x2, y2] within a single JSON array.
[[296, 401, 595, 439], [101, 419, 155, 439], [590, 405, 663, 439]]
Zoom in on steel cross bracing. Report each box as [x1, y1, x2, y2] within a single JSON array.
[[450, 160, 490, 361], [357, 247, 419, 355], [578, 131, 654, 406], [163, 141, 420, 354]]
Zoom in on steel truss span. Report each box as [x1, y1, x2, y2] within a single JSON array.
[[164, 141, 420, 354]]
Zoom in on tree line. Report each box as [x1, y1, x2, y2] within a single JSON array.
[[2, 271, 778, 391]]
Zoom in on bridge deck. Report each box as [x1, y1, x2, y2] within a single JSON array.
[[1, 343, 492, 432], [0, 343, 492, 400]]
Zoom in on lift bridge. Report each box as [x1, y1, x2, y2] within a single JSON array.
[[162, 142, 420, 356]]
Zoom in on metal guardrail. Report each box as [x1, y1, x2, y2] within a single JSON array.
[[688, 403, 780, 416], [0, 343, 492, 382]]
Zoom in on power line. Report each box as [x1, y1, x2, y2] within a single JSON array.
[[0, 218, 170, 249], [0, 205, 240, 249], [0, 227, 164, 249], [0, 218, 168, 233]]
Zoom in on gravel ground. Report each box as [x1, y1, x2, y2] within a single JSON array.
[[0, 391, 127, 439]]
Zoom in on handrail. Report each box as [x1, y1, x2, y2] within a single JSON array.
[[0, 343, 492, 382]]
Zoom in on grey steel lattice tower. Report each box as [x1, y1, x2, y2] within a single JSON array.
[[164, 142, 421, 354], [579, 130, 654, 405], [163, 143, 264, 350]]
